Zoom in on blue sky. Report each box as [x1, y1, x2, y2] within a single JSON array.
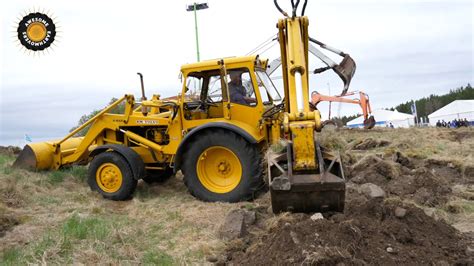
[[1, 0, 472, 146]]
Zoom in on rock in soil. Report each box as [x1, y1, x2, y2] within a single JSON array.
[[310, 213, 324, 221], [218, 209, 248, 240], [394, 207, 407, 218], [360, 183, 386, 198]]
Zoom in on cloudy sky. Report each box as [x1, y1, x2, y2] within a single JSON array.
[[1, 0, 472, 146]]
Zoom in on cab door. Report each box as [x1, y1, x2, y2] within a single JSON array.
[[225, 67, 262, 129]]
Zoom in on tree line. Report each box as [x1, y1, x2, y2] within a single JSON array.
[[388, 83, 473, 120]]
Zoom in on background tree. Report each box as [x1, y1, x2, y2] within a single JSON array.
[[70, 97, 126, 136]]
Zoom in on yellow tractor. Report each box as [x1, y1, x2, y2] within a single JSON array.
[[14, 0, 355, 213]]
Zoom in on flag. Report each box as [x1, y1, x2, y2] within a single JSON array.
[[410, 101, 418, 117], [25, 134, 32, 143]]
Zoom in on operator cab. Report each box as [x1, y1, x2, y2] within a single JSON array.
[[180, 56, 281, 121]]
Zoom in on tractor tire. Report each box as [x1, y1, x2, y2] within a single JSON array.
[[88, 152, 137, 200], [182, 129, 262, 202], [143, 167, 174, 184]]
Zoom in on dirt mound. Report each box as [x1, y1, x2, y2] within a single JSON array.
[[0, 146, 22, 156], [348, 153, 455, 206], [352, 138, 390, 150], [447, 130, 474, 142], [227, 199, 471, 265]]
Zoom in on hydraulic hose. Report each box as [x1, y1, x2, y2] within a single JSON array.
[[274, 0, 289, 17]]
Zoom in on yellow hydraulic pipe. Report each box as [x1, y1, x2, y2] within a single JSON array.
[[120, 129, 164, 152]]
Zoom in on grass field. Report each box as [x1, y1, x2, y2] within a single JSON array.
[[0, 127, 473, 264]]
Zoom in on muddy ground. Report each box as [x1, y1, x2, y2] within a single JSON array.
[[1, 127, 473, 264], [225, 127, 474, 265]]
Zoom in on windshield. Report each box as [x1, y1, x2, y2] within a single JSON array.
[[255, 70, 282, 104]]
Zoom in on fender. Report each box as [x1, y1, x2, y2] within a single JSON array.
[[173, 122, 258, 173], [90, 144, 145, 180]]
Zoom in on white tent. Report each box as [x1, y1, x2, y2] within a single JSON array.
[[428, 100, 474, 126], [347, 109, 415, 128]]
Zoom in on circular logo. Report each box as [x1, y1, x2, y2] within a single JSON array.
[[17, 12, 56, 51]]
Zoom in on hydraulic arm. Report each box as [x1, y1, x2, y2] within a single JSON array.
[[268, 0, 346, 213]]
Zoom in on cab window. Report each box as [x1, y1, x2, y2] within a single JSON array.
[[227, 68, 257, 106]]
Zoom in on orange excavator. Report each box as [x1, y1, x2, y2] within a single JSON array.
[[310, 90, 376, 129]]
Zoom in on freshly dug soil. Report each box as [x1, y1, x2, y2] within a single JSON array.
[[227, 198, 471, 265], [348, 154, 459, 207]]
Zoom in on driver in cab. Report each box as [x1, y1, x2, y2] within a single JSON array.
[[228, 71, 256, 105]]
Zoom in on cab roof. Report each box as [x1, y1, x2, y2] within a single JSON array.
[[180, 55, 267, 73]]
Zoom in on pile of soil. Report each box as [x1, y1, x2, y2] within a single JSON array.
[[348, 154, 459, 207], [0, 146, 21, 156], [351, 138, 390, 150], [227, 198, 471, 265]]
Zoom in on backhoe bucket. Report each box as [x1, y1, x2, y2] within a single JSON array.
[[334, 55, 356, 95], [13, 137, 84, 171], [268, 144, 346, 213], [364, 115, 376, 129]]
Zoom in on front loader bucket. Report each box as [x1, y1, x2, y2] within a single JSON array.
[[13, 137, 84, 171], [267, 144, 346, 214]]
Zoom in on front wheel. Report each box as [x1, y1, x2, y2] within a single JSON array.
[[88, 152, 137, 200], [182, 130, 262, 202]]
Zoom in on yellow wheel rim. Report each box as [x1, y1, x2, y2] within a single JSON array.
[[26, 22, 47, 42], [96, 163, 123, 193], [196, 146, 242, 194]]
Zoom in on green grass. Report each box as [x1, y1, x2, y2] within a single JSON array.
[[46, 166, 87, 185], [1, 247, 23, 265], [68, 166, 88, 182], [458, 201, 474, 213], [48, 171, 67, 184], [2, 167, 14, 175], [32, 233, 56, 258], [166, 211, 183, 222], [142, 249, 174, 265], [62, 214, 109, 240], [0, 154, 13, 165]]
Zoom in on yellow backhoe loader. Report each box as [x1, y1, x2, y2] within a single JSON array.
[[14, 0, 356, 213]]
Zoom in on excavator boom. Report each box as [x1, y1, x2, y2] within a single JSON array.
[[311, 91, 376, 129]]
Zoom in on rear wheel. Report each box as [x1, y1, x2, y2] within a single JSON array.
[[88, 152, 137, 200], [182, 130, 262, 202]]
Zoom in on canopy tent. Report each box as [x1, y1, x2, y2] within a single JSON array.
[[428, 100, 474, 126], [347, 109, 415, 128]]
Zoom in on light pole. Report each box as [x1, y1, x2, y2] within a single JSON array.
[[186, 2, 209, 62]]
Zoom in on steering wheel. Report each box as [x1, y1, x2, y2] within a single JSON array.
[[262, 103, 285, 118], [193, 99, 218, 112]]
